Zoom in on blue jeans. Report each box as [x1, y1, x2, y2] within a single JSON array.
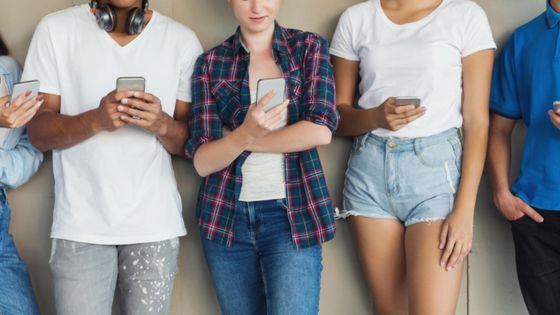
[[0, 190, 41, 315], [201, 199, 323, 315]]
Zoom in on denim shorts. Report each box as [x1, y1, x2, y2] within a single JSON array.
[[342, 128, 463, 227]]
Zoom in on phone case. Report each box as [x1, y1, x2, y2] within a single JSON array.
[[116, 77, 146, 92]]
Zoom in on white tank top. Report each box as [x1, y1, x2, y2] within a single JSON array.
[[239, 90, 287, 201]]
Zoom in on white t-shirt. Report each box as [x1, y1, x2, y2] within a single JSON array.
[[239, 90, 287, 202], [22, 4, 203, 244], [330, 0, 496, 138]]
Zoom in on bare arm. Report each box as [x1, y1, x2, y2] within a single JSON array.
[[27, 91, 133, 152], [331, 56, 426, 136], [193, 93, 288, 177], [246, 121, 331, 153], [439, 49, 494, 270]]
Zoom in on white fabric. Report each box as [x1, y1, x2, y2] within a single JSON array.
[[239, 90, 287, 202], [22, 4, 203, 244], [330, 0, 496, 138]]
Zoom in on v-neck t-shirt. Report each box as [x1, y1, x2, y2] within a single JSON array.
[[22, 4, 203, 244]]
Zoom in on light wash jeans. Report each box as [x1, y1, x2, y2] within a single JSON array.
[[201, 199, 323, 315], [0, 191, 41, 315], [49, 237, 179, 315]]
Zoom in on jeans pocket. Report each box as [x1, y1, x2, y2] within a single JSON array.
[[414, 139, 456, 169]]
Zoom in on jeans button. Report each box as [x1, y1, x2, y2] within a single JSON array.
[[388, 142, 397, 149]]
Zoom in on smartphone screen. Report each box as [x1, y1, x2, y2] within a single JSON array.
[[256, 78, 286, 113]]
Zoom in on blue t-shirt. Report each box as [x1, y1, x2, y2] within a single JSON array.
[[490, 2, 560, 210]]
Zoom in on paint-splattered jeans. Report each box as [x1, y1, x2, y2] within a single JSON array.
[[49, 238, 179, 315], [341, 128, 462, 226]]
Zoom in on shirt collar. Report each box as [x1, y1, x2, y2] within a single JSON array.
[[546, 1, 560, 28], [232, 21, 290, 55]]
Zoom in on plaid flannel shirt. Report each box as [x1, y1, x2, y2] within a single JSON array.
[[186, 23, 339, 249]]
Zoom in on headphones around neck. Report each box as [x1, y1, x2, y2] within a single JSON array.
[[89, 0, 149, 35]]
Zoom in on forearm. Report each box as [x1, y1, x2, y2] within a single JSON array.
[[336, 105, 377, 137], [157, 114, 189, 157], [193, 127, 254, 177], [248, 121, 331, 153], [453, 117, 489, 215], [487, 125, 513, 198], [27, 110, 100, 152], [0, 135, 43, 189]]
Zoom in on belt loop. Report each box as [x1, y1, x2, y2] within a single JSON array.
[[359, 133, 370, 150], [457, 127, 464, 143]]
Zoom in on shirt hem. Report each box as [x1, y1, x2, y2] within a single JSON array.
[[50, 230, 187, 245]]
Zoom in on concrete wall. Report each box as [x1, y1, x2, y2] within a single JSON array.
[[0, 0, 546, 314]]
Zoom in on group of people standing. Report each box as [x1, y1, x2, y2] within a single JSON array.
[[0, 0, 558, 314]]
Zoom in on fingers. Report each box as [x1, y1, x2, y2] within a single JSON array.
[[0, 96, 9, 107], [121, 98, 158, 113], [256, 91, 276, 110], [393, 109, 426, 126], [439, 222, 449, 250], [520, 202, 544, 223], [11, 90, 33, 107], [440, 237, 455, 270], [548, 110, 560, 128], [14, 95, 43, 116], [131, 91, 158, 104], [447, 242, 463, 271], [117, 104, 153, 121], [11, 100, 44, 128], [112, 90, 135, 102]]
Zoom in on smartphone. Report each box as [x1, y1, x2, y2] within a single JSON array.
[[116, 76, 145, 92], [554, 101, 560, 111], [395, 96, 421, 107], [11, 80, 40, 104], [0, 75, 9, 98], [256, 78, 286, 113]]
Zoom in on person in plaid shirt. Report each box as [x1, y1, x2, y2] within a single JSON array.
[[185, 0, 339, 313]]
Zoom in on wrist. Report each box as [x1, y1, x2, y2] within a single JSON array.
[[368, 107, 381, 130], [156, 113, 172, 138], [84, 109, 103, 133], [231, 125, 257, 148]]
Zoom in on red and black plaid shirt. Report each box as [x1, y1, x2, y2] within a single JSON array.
[[186, 23, 339, 249]]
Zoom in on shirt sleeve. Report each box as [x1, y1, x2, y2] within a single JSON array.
[[0, 129, 43, 189], [185, 55, 223, 159], [490, 37, 522, 119], [329, 9, 360, 61], [177, 32, 204, 103], [461, 3, 497, 57], [21, 17, 60, 95], [302, 34, 340, 132]]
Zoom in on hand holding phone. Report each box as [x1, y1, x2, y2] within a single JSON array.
[[116, 77, 145, 119], [0, 80, 43, 129], [553, 101, 560, 112]]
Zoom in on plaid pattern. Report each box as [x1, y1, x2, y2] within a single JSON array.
[[186, 23, 339, 249]]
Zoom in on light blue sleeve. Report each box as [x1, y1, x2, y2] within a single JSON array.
[[0, 129, 43, 189]]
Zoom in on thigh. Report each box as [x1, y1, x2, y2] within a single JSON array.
[[511, 213, 560, 315], [405, 221, 463, 315], [49, 239, 118, 315], [201, 236, 264, 315], [0, 233, 40, 315], [349, 216, 408, 315], [117, 238, 180, 315]]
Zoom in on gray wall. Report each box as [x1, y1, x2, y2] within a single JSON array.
[[0, 0, 546, 314]]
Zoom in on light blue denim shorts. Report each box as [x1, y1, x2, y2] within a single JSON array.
[[341, 128, 463, 227]]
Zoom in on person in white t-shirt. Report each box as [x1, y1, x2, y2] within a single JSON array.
[[331, 0, 495, 313], [22, 1, 202, 314]]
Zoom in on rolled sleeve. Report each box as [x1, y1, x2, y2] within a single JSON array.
[[301, 35, 340, 132], [185, 56, 223, 159], [0, 130, 43, 189]]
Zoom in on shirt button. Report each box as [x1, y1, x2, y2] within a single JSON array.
[[388, 142, 397, 149]]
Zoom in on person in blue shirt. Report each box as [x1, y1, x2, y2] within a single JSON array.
[[488, 1, 560, 314], [0, 34, 44, 315]]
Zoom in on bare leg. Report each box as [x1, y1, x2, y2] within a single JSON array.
[[405, 221, 463, 315], [349, 216, 408, 315]]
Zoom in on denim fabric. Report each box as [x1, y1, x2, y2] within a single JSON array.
[[0, 191, 41, 315], [342, 128, 462, 226], [49, 238, 179, 315], [201, 199, 323, 315], [0, 57, 42, 189], [510, 209, 560, 315]]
